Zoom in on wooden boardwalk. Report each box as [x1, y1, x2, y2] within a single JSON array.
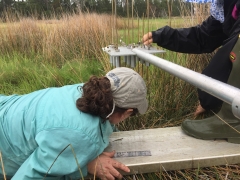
[[105, 127, 240, 175]]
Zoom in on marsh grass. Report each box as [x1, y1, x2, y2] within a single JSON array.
[[0, 2, 239, 180], [0, 53, 104, 95], [0, 151, 6, 180], [0, 13, 113, 66]]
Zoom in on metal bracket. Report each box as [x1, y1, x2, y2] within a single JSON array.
[[102, 45, 165, 68]]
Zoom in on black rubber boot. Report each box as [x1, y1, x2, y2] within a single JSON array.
[[181, 34, 240, 144]]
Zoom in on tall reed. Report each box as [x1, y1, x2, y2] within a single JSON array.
[[0, 13, 113, 66]]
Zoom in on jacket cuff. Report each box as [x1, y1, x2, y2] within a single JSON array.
[[152, 30, 160, 43], [152, 26, 168, 44]]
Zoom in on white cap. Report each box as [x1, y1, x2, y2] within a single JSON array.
[[106, 67, 148, 114]]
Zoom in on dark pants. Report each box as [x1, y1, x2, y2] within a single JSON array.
[[198, 9, 240, 111], [198, 35, 238, 111]]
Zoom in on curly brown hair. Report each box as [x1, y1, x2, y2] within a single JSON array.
[[76, 76, 138, 121], [76, 76, 113, 120]]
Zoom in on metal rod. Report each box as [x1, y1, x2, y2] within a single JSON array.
[[132, 0, 134, 43], [138, 16, 140, 43], [127, 0, 129, 45], [115, 0, 118, 49], [112, 0, 114, 44], [132, 48, 240, 118], [147, 0, 149, 43], [142, 13, 144, 47]]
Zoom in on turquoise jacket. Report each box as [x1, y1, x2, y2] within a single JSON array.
[[0, 84, 113, 180]]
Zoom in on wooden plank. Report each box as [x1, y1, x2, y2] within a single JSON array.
[[105, 127, 240, 175]]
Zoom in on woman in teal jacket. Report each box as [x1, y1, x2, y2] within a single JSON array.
[[0, 67, 148, 180]]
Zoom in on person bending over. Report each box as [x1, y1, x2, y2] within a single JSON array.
[[0, 67, 148, 180]]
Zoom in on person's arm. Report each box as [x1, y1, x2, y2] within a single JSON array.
[[11, 128, 130, 180], [143, 16, 228, 54], [87, 151, 130, 180], [11, 129, 99, 180]]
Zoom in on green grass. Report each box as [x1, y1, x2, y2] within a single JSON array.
[[0, 53, 104, 95]]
